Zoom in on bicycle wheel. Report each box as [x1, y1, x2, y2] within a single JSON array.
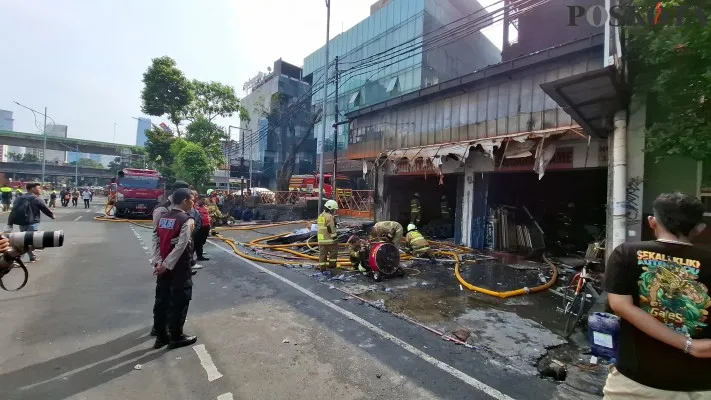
[[0, 259, 29, 291], [563, 283, 585, 338]]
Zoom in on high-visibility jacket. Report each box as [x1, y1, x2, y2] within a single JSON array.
[[406, 230, 430, 252], [0, 186, 11, 193], [373, 221, 403, 240], [317, 211, 337, 245], [410, 198, 421, 214]]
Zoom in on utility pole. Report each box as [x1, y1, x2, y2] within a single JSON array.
[[317, 0, 331, 215], [332, 56, 339, 200], [42, 107, 47, 185], [241, 130, 245, 207]]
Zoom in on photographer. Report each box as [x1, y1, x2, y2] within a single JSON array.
[[7, 182, 56, 263]]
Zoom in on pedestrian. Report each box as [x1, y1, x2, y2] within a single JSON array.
[[72, 188, 79, 207], [89, 190, 93, 202], [15, 188, 22, 199], [317, 200, 339, 272], [81, 188, 91, 208], [603, 192, 711, 398], [405, 224, 436, 263], [1, 185, 12, 212], [62, 188, 71, 207], [410, 192, 421, 225], [49, 190, 57, 208], [6, 182, 55, 263], [194, 197, 211, 261], [151, 188, 198, 350], [370, 221, 404, 248], [187, 190, 203, 271]]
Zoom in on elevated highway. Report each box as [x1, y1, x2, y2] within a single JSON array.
[[0, 130, 125, 156], [0, 162, 114, 178]]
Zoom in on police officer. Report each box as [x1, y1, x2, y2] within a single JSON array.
[[0, 185, 12, 212], [152, 188, 198, 350], [441, 194, 451, 220], [405, 224, 436, 263], [150, 181, 191, 340], [317, 200, 339, 272], [410, 193, 421, 225], [371, 220, 404, 248]]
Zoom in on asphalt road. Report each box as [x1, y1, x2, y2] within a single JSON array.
[[0, 202, 558, 400]]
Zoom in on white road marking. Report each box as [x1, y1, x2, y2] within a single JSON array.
[[193, 344, 223, 382], [73, 216, 83, 221], [217, 393, 234, 400], [209, 241, 515, 400]]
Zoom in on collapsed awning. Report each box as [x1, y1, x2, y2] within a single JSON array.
[[377, 126, 578, 166]]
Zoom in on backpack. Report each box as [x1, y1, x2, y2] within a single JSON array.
[[8, 195, 35, 226]]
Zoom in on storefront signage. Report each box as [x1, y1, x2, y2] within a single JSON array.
[[394, 160, 439, 175]]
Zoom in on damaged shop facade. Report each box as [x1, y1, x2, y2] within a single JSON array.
[[346, 33, 615, 258]]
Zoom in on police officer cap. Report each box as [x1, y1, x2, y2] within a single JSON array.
[[172, 181, 190, 192]]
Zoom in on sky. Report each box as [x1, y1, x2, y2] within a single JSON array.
[[0, 0, 503, 146]]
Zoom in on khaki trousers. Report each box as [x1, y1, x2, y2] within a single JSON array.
[[604, 367, 711, 400], [318, 243, 338, 271]]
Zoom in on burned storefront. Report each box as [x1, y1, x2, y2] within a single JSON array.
[[463, 129, 608, 259]]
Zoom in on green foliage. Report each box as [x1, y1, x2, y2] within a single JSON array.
[[140, 56, 194, 134], [21, 153, 40, 163], [145, 127, 177, 182], [628, 0, 711, 161], [185, 117, 227, 166], [7, 152, 23, 162], [185, 80, 242, 122], [174, 142, 213, 190], [71, 158, 104, 168], [170, 138, 189, 159]]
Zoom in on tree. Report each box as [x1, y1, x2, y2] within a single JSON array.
[[628, 1, 711, 161], [72, 158, 104, 168], [141, 56, 194, 136], [21, 153, 40, 163], [145, 126, 177, 182], [185, 117, 227, 166], [185, 80, 244, 122], [174, 142, 213, 190], [262, 93, 320, 191]]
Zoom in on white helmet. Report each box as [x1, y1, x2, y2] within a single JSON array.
[[324, 199, 338, 211], [407, 224, 417, 232]]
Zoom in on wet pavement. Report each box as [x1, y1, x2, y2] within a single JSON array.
[[215, 221, 608, 398]]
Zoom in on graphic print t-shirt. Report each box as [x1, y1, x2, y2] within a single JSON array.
[[604, 241, 711, 391]]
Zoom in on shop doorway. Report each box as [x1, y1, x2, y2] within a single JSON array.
[[474, 168, 607, 255], [386, 174, 459, 229]]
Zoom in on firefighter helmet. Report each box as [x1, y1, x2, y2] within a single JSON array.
[[407, 224, 417, 232], [413, 192, 420, 197], [324, 199, 338, 211]]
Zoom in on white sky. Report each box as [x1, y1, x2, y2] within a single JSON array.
[[0, 0, 503, 145]]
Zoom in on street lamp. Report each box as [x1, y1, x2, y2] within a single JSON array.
[[227, 125, 253, 197], [317, 0, 332, 215], [13, 101, 51, 185]]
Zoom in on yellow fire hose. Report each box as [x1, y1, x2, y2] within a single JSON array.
[[94, 199, 556, 296]]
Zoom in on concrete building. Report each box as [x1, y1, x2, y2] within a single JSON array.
[[43, 124, 69, 164], [135, 117, 151, 147], [302, 0, 501, 175], [240, 59, 314, 189], [0, 109, 21, 161]]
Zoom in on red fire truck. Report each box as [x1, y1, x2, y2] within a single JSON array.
[[109, 168, 165, 217], [288, 174, 350, 198]]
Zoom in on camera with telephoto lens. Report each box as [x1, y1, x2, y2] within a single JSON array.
[[0, 230, 64, 270]]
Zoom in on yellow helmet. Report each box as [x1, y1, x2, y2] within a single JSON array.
[[324, 199, 338, 211]]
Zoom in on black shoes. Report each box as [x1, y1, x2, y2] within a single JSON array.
[[197, 256, 210, 261], [167, 334, 198, 349], [153, 335, 170, 349]]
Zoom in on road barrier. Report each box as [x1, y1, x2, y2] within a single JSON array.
[[337, 189, 374, 219]]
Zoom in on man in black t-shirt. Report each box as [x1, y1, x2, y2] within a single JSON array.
[[604, 192, 711, 398]]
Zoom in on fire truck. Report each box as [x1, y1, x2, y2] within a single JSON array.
[[288, 174, 350, 198], [109, 168, 165, 217]]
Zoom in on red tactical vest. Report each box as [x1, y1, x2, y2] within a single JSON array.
[[157, 209, 193, 266], [196, 205, 211, 226]]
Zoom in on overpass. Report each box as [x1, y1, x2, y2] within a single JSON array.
[[0, 130, 125, 156], [0, 162, 114, 178]]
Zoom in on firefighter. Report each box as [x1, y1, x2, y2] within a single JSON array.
[[152, 188, 198, 350], [317, 200, 339, 271], [15, 187, 23, 199], [406, 224, 436, 263], [441, 194, 451, 220], [371, 221, 404, 248], [1, 185, 12, 212], [346, 234, 369, 272], [410, 192, 421, 225]]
